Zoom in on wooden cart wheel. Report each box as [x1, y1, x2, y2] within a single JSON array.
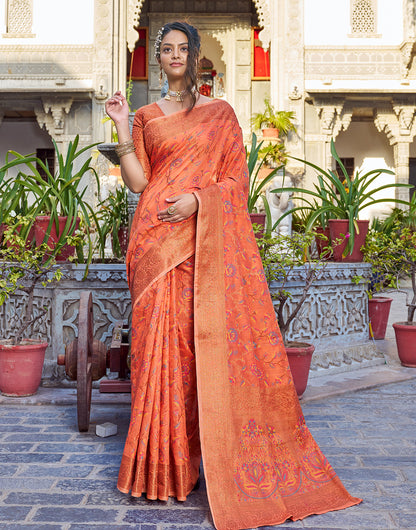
[[92, 340, 107, 381], [77, 291, 93, 432]]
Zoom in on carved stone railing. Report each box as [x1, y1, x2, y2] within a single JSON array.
[[269, 262, 383, 375], [0, 262, 382, 381]]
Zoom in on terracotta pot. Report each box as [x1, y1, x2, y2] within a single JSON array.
[[392, 322, 416, 367], [329, 219, 369, 262], [34, 216, 80, 261], [285, 342, 315, 398], [368, 297, 393, 340], [250, 212, 266, 239], [113, 226, 129, 256], [0, 340, 47, 396], [262, 128, 279, 139]]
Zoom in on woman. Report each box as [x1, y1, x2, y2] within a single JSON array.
[[105, 21, 361, 530]]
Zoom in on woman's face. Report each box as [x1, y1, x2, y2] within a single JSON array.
[[159, 30, 189, 80]]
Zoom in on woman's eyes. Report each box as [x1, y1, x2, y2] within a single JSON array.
[[162, 46, 188, 53]]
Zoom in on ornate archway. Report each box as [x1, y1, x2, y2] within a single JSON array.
[[126, 0, 271, 51]]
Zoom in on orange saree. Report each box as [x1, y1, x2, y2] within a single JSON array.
[[118, 99, 361, 529]]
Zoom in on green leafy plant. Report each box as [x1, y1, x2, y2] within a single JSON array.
[[246, 132, 284, 230], [258, 142, 287, 168], [251, 99, 297, 134], [361, 223, 416, 323], [0, 218, 67, 345], [256, 229, 331, 343], [97, 186, 129, 259], [271, 139, 411, 255], [5, 136, 102, 269]]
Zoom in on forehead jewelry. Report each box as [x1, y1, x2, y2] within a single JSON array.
[[154, 26, 165, 59]]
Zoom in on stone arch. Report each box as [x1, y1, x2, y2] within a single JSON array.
[[126, 0, 271, 51]]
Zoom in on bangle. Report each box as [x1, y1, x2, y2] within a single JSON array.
[[115, 139, 136, 158]]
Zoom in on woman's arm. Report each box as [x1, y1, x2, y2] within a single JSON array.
[[105, 91, 148, 193]]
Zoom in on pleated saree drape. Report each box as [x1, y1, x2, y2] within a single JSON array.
[[117, 100, 361, 529]]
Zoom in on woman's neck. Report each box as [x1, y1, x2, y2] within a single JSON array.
[[167, 80, 187, 92]]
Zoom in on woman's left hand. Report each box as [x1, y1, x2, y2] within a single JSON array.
[[158, 193, 198, 223]]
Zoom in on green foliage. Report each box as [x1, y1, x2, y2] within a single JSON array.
[[251, 99, 297, 135], [1, 136, 102, 274], [255, 229, 331, 343], [362, 223, 416, 323], [258, 142, 287, 167], [97, 186, 129, 259], [0, 218, 67, 345], [271, 139, 411, 255], [246, 132, 284, 231]]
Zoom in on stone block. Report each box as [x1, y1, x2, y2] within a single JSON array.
[[95, 421, 117, 438]]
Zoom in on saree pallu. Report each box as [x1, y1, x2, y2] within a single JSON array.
[[118, 100, 361, 529]]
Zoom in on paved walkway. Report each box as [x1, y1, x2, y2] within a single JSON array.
[[1, 287, 415, 529]]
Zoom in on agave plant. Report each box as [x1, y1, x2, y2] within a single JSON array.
[[6, 135, 101, 268], [270, 139, 411, 255]]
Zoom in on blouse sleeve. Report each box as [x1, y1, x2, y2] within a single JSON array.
[[132, 109, 151, 179]]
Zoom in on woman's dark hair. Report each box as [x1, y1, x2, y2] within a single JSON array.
[[155, 21, 201, 111]]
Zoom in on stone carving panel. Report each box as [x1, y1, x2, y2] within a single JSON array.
[[305, 48, 401, 79], [270, 262, 382, 372], [0, 292, 52, 345], [5, 0, 34, 37], [351, 0, 377, 36]]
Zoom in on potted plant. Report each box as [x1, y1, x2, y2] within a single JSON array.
[[256, 229, 331, 396], [246, 132, 284, 233], [251, 99, 297, 139], [258, 142, 287, 169], [97, 185, 130, 259], [0, 218, 70, 396], [361, 219, 416, 363], [356, 222, 399, 340], [8, 135, 101, 268], [272, 139, 410, 261]]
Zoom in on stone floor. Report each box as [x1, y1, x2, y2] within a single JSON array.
[[0, 287, 415, 529]]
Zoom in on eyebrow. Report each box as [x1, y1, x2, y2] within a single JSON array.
[[162, 42, 188, 46]]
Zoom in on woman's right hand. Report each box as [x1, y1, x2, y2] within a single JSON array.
[[105, 91, 129, 125]]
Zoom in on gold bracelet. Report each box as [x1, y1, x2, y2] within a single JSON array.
[[115, 139, 136, 158]]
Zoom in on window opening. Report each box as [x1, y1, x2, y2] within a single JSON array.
[[36, 148, 55, 182]]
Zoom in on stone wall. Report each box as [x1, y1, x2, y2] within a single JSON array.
[[1, 261, 382, 381]]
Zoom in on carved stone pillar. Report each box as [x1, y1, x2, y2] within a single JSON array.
[[393, 141, 412, 202], [374, 100, 416, 201]]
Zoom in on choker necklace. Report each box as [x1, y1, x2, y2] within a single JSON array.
[[164, 89, 187, 102]]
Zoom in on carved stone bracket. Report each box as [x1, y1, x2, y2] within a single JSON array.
[[35, 97, 73, 136], [314, 97, 352, 138], [392, 100, 416, 137], [374, 100, 416, 144]]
